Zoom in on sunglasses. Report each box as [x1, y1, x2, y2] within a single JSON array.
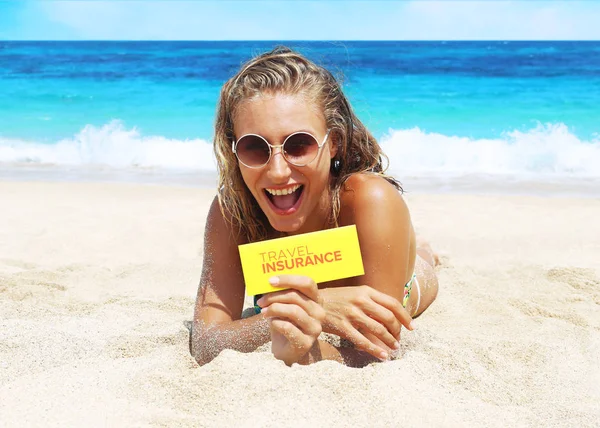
[[232, 129, 331, 168]]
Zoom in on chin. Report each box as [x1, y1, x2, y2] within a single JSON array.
[[267, 216, 305, 234]]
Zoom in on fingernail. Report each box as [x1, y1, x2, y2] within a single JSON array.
[[261, 307, 269, 316], [269, 277, 279, 285], [379, 351, 389, 360], [393, 341, 400, 350], [256, 297, 264, 306], [409, 321, 416, 330]]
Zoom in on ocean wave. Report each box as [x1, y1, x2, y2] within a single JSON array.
[[381, 123, 600, 178], [0, 120, 217, 171], [1, 121, 599, 178]]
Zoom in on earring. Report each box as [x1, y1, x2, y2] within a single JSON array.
[[331, 158, 341, 174]]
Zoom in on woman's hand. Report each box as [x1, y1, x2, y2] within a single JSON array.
[[257, 275, 326, 366], [320, 286, 414, 360]]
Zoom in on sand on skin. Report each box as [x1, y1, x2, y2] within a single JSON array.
[[1, 181, 599, 427]]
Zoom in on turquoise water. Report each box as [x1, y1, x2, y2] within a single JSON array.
[[1, 41, 599, 179]]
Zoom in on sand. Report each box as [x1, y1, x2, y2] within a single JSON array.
[[1, 180, 599, 427]]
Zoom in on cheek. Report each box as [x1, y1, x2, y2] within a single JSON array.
[[308, 160, 332, 192], [239, 168, 271, 206], [239, 167, 258, 192]]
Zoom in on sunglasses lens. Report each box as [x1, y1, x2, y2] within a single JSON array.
[[236, 135, 270, 167], [284, 133, 319, 165]]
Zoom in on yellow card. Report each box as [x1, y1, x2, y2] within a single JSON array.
[[238, 225, 364, 296]]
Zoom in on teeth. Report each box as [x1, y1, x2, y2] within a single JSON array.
[[265, 184, 301, 196]]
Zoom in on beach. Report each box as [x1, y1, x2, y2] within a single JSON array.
[[1, 179, 598, 427]]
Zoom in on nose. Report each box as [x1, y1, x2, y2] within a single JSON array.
[[266, 147, 291, 182]]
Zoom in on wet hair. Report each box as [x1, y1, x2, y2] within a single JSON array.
[[213, 46, 401, 242]]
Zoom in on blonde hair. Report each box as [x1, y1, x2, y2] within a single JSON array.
[[213, 46, 401, 242]]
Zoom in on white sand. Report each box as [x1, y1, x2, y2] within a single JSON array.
[[1, 181, 599, 427]]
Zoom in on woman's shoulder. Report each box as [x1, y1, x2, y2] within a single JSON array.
[[206, 195, 248, 245], [339, 172, 409, 225], [340, 172, 406, 206]]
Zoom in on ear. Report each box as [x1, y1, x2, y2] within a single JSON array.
[[329, 132, 338, 159]]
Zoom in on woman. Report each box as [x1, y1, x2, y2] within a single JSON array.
[[191, 47, 439, 367]]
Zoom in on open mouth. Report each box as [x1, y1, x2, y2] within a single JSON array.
[[264, 184, 304, 214]]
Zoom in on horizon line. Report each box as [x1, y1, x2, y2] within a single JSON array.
[[3, 39, 600, 42]]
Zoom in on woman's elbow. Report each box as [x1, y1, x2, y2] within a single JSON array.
[[190, 323, 216, 366]]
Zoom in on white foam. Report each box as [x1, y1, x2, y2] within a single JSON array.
[[0, 120, 217, 171], [380, 123, 600, 178], [1, 121, 599, 180]]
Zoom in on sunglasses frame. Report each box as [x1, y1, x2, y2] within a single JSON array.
[[232, 129, 331, 169]]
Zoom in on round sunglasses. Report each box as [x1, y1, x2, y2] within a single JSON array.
[[232, 130, 331, 168]]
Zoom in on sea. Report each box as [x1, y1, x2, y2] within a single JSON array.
[[1, 41, 599, 195]]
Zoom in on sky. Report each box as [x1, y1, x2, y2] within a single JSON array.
[[0, 0, 599, 40]]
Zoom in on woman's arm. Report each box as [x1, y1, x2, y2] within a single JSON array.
[[338, 173, 415, 302], [191, 197, 270, 365], [323, 174, 427, 354]]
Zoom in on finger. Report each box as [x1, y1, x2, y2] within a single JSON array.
[[343, 324, 390, 361], [269, 318, 315, 350], [263, 303, 322, 337], [264, 303, 323, 337], [358, 299, 402, 340], [258, 289, 311, 309], [353, 312, 400, 351], [367, 287, 414, 331], [259, 290, 325, 321], [269, 275, 319, 302]]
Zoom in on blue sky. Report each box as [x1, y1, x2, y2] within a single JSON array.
[[1, 1, 599, 40]]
